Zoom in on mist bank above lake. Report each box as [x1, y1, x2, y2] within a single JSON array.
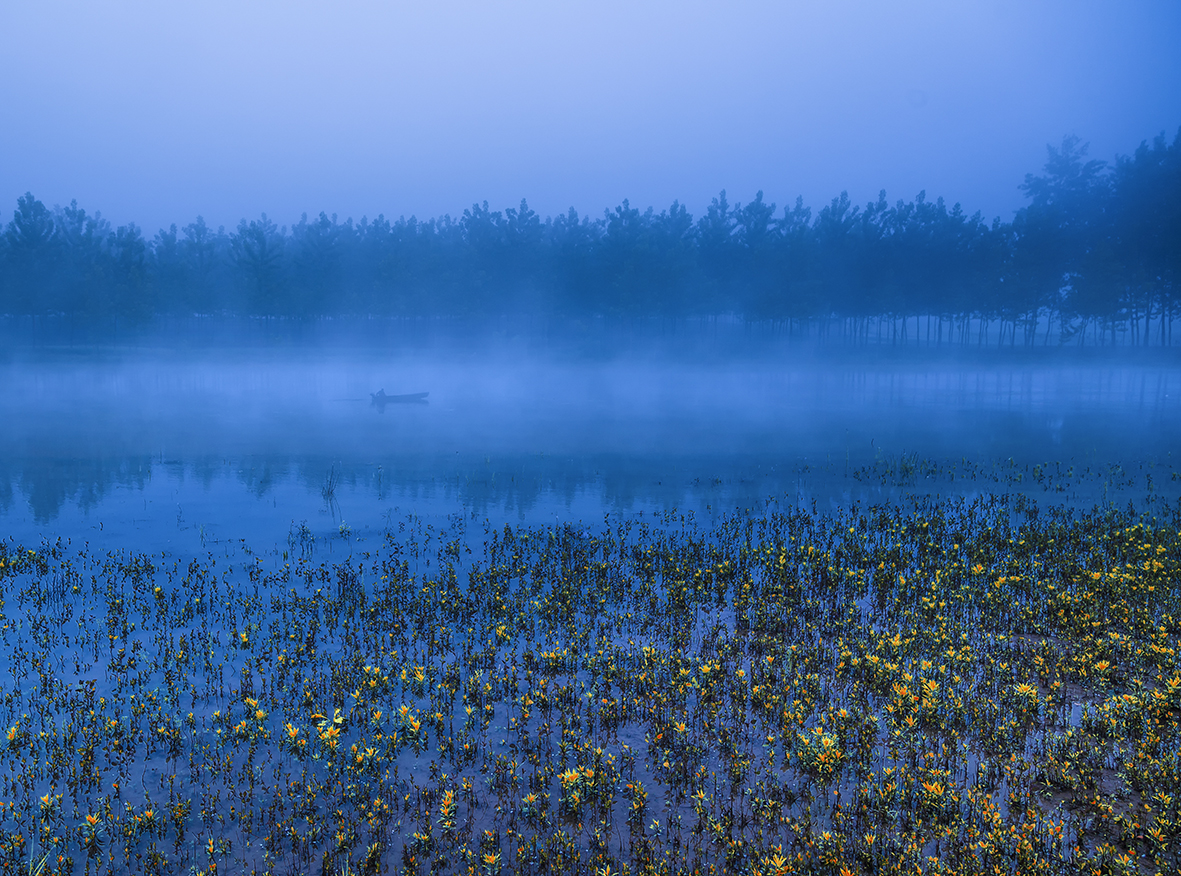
[[0, 346, 1177, 542], [4, 313, 1181, 364]]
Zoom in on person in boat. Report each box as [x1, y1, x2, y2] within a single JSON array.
[[370, 389, 429, 406]]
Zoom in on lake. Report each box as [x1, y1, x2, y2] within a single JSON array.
[[2, 342, 1180, 876], [2, 345, 1178, 554]]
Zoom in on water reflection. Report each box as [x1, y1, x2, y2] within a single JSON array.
[[1, 349, 1178, 550]]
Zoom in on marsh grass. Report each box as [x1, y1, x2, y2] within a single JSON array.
[[0, 488, 1178, 876], [322, 465, 340, 506]]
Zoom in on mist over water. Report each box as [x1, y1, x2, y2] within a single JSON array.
[[3, 341, 1177, 553], [5, 6, 1181, 874]]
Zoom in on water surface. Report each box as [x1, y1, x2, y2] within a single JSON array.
[[2, 347, 1178, 553]]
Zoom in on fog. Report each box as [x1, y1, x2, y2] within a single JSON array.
[[3, 2, 1180, 231], [4, 9, 1181, 873], [1, 339, 1177, 552], [1, 2, 1179, 547]]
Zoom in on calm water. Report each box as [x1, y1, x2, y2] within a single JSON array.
[[1, 347, 1178, 553]]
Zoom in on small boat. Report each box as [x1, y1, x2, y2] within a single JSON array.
[[370, 389, 429, 407]]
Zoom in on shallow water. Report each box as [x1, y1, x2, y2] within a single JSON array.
[[1, 345, 1178, 874], [1, 347, 1178, 553]]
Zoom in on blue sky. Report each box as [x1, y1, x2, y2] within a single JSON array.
[[2, 0, 1179, 233]]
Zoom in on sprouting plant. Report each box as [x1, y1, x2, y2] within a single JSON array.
[[322, 465, 339, 505], [0, 487, 1178, 874]]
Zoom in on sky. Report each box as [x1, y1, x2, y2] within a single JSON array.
[[1, 0, 1179, 234]]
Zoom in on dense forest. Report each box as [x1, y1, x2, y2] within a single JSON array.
[[2, 130, 1178, 345]]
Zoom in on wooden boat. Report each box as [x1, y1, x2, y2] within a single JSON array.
[[370, 389, 429, 406]]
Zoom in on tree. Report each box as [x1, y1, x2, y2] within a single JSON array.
[[811, 192, 860, 321], [733, 191, 778, 318], [51, 199, 110, 316], [110, 223, 151, 322], [231, 215, 285, 313], [1106, 128, 1181, 344], [291, 212, 345, 314], [548, 207, 601, 317], [1013, 136, 1110, 343], [696, 191, 738, 311], [3, 193, 57, 312]]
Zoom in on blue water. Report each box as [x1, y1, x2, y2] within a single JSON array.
[[2, 347, 1178, 554]]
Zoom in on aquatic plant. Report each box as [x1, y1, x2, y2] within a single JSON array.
[[0, 490, 1177, 874], [322, 465, 340, 506]]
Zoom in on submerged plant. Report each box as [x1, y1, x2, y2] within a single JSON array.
[[0, 487, 1178, 874]]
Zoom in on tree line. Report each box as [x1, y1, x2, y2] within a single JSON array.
[[2, 129, 1178, 345]]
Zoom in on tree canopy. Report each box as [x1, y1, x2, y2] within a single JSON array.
[[2, 129, 1178, 345]]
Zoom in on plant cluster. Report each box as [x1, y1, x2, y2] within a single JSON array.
[[0, 491, 1178, 875]]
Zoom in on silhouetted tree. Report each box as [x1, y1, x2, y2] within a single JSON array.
[[3, 125, 1177, 345], [3, 193, 57, 313], [290, 212, 345, 314], [1104, 128, 1181, 345], [231, 214, 285, 313], [1014, 136, 1109, 343]]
